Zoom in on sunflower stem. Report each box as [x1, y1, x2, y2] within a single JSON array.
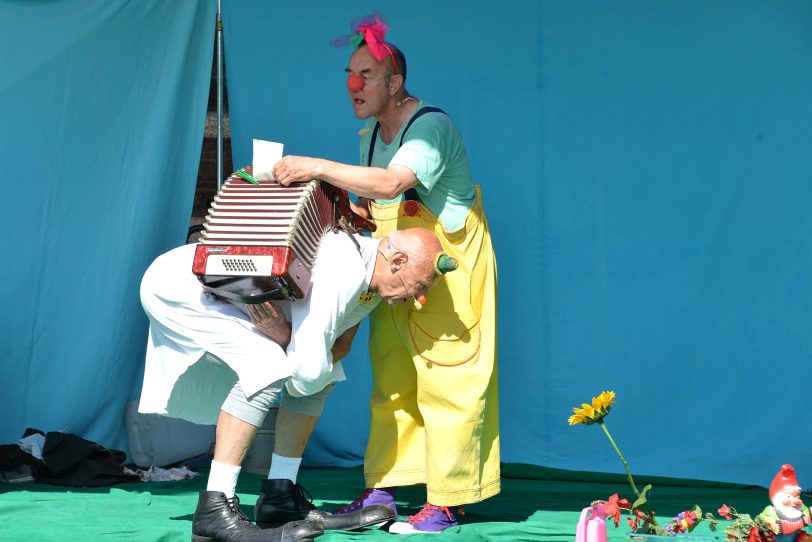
[[598, 420, 658, 527], [599, 421, 640, 496]]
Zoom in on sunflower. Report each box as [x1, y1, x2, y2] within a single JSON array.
[[591, 390, 615, 418], [566, 391, 659, 531], [568, 390, 615, 425]]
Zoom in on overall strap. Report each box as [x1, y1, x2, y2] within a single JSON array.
[[399, 106, 446, 146], [399, 107, 445, 200], [365, 105, 449, 191]]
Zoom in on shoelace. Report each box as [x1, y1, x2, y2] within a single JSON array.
[[293, 483, 314, 511], [408, 503, 454, 525], [334, 489, 373, 514], [226, 495, 251, 524]]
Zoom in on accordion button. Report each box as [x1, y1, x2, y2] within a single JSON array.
[[403, 200, 420, 217]]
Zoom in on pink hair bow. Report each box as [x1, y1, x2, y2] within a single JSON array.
[[330, 12, 390, 62]]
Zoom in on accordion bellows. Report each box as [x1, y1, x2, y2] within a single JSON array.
[[192, 168, 348, 302]]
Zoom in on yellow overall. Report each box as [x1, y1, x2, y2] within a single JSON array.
[[365, 186, 500, 506]]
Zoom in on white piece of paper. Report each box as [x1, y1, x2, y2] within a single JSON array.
[[252, 139, 284, 181]]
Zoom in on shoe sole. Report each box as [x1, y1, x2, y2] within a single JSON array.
[[388, 525, 445, 535], [388, 521, 455, 535], [258, 514, 396, 532], [333, 511, 397, 532], [193, 536, 317, 542], [196, 535, 318, 542], [257, 520, 390, 532]]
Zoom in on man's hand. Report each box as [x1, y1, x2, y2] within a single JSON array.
[[273, 155, 319, 186], [331, 323, 360, 363], [247, 302, 291, 349], [350, 197, 372, 219]]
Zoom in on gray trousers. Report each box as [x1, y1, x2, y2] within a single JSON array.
[[221, 372, 334, 427]]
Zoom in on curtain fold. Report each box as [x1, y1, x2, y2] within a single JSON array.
[[0, 0, 216, 453]]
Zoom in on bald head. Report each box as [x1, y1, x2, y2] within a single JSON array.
[[371, 228, 452, 307], [390, 228, 442, 263]]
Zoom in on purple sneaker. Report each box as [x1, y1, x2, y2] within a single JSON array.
[[389, 503, 460, 534], [333, 487, 398, 519]]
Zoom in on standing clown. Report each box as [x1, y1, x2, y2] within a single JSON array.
[[273, 12, 500, 534]]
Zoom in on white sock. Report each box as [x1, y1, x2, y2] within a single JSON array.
[[207, 460, 241, 498], [268, 453, 302, 483]]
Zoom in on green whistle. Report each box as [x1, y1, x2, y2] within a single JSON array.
[[236, 168, 259, 185]]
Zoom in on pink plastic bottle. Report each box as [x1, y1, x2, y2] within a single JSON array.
[[576, 503, 607, 542]]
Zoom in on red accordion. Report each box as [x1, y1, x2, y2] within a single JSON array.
[[192, 167, 374, 303]]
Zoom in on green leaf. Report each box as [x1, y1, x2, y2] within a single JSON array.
[[631, 484, 652, 511]]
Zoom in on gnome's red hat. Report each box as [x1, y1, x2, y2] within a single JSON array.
[[770, 464, 801, 500]]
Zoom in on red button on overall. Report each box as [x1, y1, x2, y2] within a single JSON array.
[[403, 200, 420, 216]]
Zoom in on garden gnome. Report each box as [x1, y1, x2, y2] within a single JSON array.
[[752, 465, 811, 542]]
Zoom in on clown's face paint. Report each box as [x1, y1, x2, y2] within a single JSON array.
[[345, 46, 391, 119]]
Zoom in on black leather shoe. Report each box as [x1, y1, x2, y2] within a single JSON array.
[[191, 490, 323, 542], [255, 479, 396, 531]]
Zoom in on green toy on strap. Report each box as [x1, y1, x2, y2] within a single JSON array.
[[434, 253, 458, 275]]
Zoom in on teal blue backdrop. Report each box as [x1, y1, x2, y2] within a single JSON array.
[[0, 0, 216, 452], [1, 0, 811, 488]]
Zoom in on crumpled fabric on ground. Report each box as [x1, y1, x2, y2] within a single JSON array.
[[18, 433, 46, 461], [124, 465, 200, 481]]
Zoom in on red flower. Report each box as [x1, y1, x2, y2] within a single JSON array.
[[718, 504, 733, 521], [603, 494, 630, 527], [628, 517, 639, 530], [609, 494, 631, 510], [747, 526, 775, 542], [604, 506, 621, 527], [603, 493, 631, 527]]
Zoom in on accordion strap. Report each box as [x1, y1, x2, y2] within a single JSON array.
[[335, 217, 363, 255], [198, 275, 293, 304]]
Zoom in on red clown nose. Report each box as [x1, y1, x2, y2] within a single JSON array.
[[347, 74, 365, 92]]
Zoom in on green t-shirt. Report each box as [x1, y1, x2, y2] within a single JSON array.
[[358, 101, 475, 232]]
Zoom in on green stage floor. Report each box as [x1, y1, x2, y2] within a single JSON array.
[[0, 464, 773, 541]]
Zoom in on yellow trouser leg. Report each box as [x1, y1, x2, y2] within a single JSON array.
[[365, 303, 426, 484], [364, 188, 501, 506]]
